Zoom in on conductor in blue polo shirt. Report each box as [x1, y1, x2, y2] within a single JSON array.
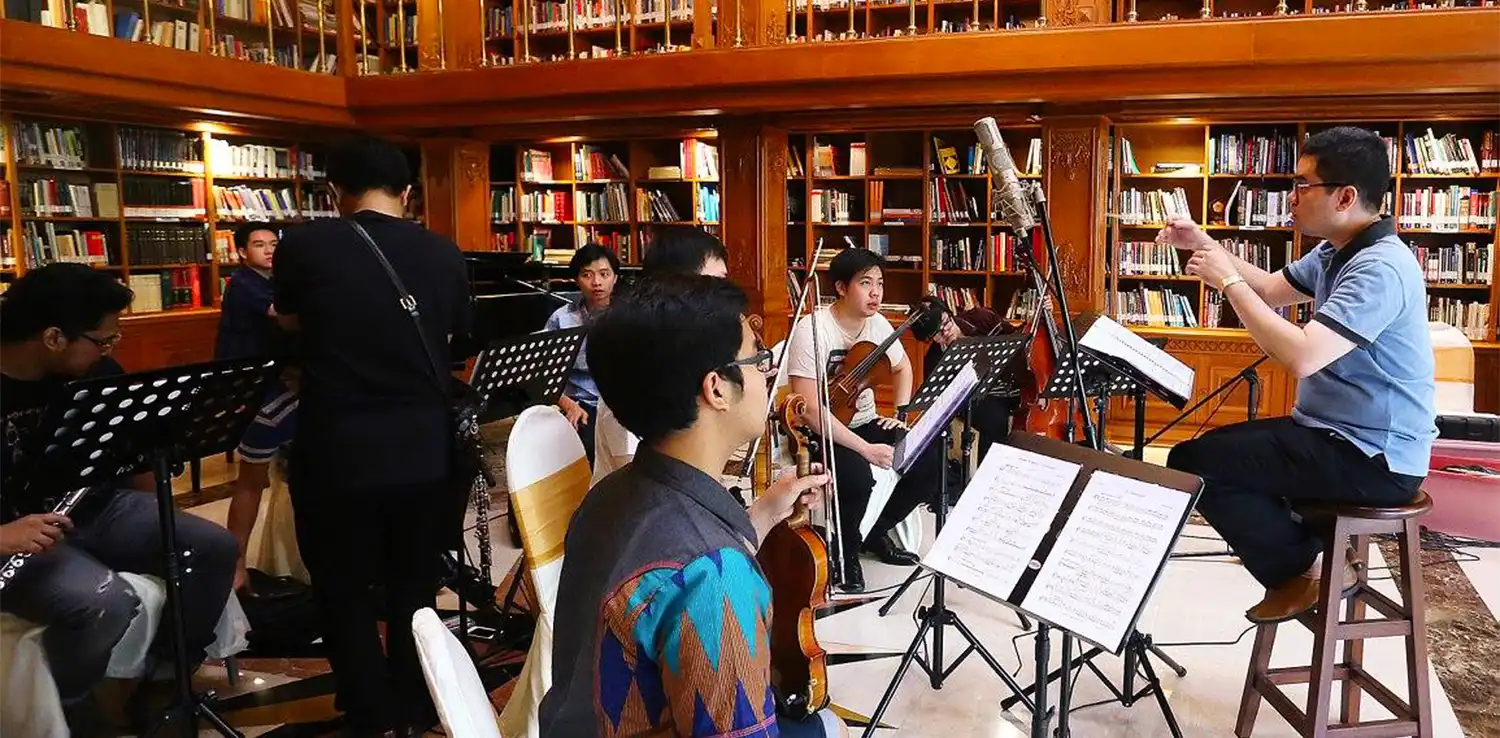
[[1162, 126, 1435, 624]]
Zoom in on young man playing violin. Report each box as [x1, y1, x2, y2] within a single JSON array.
[[540, 275, 847, 738], [785, 248, 945, 593]]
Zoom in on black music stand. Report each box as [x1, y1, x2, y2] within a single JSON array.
[[878, 333, 1028, 616], [449, 327, 586, 654], [11, 358, 277, 738], [860, 343, 1037, 738]]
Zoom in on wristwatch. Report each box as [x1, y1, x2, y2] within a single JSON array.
[[1220, 274, 1246, 291]]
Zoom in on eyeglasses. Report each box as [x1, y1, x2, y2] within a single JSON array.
[[77, 332, 122, 351], [1292, 181, 1351, 194], [719, 347, 775, 376]]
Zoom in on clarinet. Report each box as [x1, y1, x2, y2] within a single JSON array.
[[0, 486, 93, 591]]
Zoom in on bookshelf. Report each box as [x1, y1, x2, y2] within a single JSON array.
[[0, 113, 347, 314], [2, 0, 346, 73], [487, 132, 721, 263], [1109, 118, 1499, 346], [1117, 0, 1498, 22], [786, 125, 1045, 326], [478, 0, 713, 66], [785, 0, 1044, 42]]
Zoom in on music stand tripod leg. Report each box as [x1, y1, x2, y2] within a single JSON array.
[[143, 453, 243, 738]]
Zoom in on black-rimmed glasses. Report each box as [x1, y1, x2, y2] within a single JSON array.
[[720, 347, 775, 375]]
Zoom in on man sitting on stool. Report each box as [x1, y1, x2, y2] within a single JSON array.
[[1162, 126, 1435, 624]]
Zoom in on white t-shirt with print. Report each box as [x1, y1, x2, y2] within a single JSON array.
[[786, 307, 908, 429]]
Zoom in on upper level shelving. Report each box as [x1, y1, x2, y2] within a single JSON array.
[[2, 0, 1493, 76]]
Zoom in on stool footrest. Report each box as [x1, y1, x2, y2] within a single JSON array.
[[1255, 664, 1417, 735]]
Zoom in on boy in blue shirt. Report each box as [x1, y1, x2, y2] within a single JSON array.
[[215, 222, 299, 591], [1163, 126, 1435, 624]]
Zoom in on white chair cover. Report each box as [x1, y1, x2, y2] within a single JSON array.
[[413, 607, 504, 738], [0, 574, 250, 738], [497, 405, 591, 738]]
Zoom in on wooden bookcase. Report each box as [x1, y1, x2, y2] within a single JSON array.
[[487, 132, 721, 264], [0, 113, 348, 314], [786, 0, 1044, 42], [784, 123, 1045, 380], [479, 0, 714, 66], [1107, 116, 1499, 442]]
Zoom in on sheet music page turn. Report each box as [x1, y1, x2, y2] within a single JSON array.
[[1078, 316, 1195, 401], [1020, 471, 1192, 651], [921, 444, 1081, 603]]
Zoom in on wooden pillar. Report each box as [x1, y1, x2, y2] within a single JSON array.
[[421, 139, 492, 251], [1040, 115, 1111, 315], [1043, 0, 1108, 25], [716, 0, 787, 48], [718, 119, 791, 343], [414, 0, 484, 70]]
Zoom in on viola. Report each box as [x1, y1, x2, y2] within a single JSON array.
[[755, 392, 832, 720]]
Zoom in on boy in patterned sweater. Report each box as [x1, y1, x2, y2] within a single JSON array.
[[539, 275, 848, 737]]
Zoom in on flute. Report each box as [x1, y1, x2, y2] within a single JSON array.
[[0, 486, 93, 591]]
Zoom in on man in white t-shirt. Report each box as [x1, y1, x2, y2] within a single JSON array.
[[592, 227, 730, 486], [786, 248, 944, 593]]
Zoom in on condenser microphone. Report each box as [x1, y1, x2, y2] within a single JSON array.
[[973, 117, 1036, 232]]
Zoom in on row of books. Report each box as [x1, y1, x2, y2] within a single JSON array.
[[212, 185, 337, 221], [1205, 131, 1299, 176], [1429, 296, 1491, 341], [1116, 187, 1193, 226], [119, 128, 206, 174], [1395, 187, 1496, 231], [127, 270, 203, 314], [18, 223, 111, 269], [1403, 129, 1499, 176], [1415, 242, 1494, 285], [17, 178, 114, 218], [125, 225, 212, 265], [931, 177, 983, 224], [1213, 184, 1294, 229], [1113, 287, 1200, 328]]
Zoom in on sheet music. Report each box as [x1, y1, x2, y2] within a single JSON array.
[[921, 444, 1081, 602], [1078, 316, 1195, 401], [895, 362, 979, 475], [1020, 471, 1192, 650]]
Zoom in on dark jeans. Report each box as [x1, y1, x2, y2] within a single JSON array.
[[1166, 417, 1424, 589], [826, 423, 945, 562], [291, 478, 451, 732], [576, 400, 598, 467], [0, 489, 238, 702]]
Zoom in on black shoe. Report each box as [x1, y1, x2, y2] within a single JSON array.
[[862, 537, 919, 566], [837, 559, 866, 594]]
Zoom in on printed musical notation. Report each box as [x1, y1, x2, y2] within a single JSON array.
[[1021, 471, 1191, 650], [922, 444, 1080, 603]]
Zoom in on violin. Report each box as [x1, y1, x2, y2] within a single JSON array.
[[826, 311, 923, 427], [755, 393, 831, 720]]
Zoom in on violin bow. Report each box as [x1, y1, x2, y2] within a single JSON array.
[[808, 273, 845, 593], [734, 239, 827, 487]]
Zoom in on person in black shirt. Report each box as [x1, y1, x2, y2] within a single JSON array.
[[273, 135, 473, 738], [215, 221, 301, 592], [921, 304, 1015, 465], [0, 264, 238, 737]]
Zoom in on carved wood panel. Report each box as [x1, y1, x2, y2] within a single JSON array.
[[1042, 119, 1108, 314]]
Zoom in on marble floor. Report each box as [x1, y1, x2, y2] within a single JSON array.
[[144, 441, 1499, 737]]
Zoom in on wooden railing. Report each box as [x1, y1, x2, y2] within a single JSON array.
[[0, 0, 1492, 75]]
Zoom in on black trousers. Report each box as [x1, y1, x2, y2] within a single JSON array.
[[826, 423, 945, 562], [290, 477, 451, 732], [576, 400, 598, 467], [1166, 417, 1423, 590]]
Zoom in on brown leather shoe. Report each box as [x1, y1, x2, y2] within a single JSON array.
[[1245, 559, 1358, 624]]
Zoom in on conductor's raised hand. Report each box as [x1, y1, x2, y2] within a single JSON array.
[[1156, 217, 1217, 252]]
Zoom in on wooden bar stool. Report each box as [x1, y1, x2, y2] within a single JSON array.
[[1235, 491, 1434, 738]]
